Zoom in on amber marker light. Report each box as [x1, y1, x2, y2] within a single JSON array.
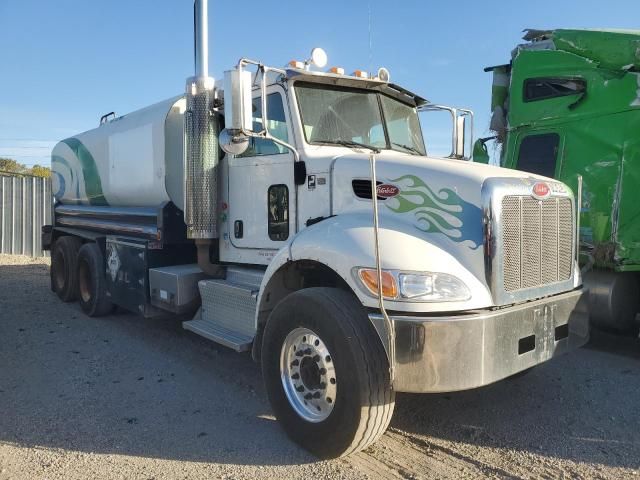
[[358, 269, 398, 299]]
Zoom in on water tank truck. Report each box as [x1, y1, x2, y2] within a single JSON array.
[[43, 5, 589, 458]]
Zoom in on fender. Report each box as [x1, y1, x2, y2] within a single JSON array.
[[256, 212, 493, 323]]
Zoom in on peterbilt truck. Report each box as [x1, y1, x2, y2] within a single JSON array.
[[43, 2, 589, 458], [475, 28, 640, 332]]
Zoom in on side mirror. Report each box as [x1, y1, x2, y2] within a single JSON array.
[[418, 104, 473, 160], [472, 138, 490, 164], [453, 109, 473, 160], [223, 69, 252, 133], [471, 136, 497, 164]]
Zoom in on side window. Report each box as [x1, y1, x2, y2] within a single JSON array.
[[268, 185, 289, 241], [238, 93, 289, 157], [524, 77, 586, 102], [516, 133, 559, 178]]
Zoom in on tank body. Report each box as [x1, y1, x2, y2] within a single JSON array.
[[51, 96, 186, 210]]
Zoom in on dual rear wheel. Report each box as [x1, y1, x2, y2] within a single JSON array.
[[51, 237, 112, 316]]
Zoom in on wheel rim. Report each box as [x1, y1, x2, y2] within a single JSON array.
[[280, 327, 337, 423], [78, 259, 92, 303]]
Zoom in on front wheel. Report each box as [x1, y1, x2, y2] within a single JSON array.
[[261, 287, 395, 458]]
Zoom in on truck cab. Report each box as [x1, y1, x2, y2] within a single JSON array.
[[476, 28, 640, 331]]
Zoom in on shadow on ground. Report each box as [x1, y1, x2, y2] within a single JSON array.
[[1, 261, 639, 469]]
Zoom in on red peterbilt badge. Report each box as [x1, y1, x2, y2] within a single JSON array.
[[532, 182, 551, 199], [376, 184, 400, 198]]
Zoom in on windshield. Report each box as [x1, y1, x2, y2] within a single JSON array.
[[295, 83, 426, 155]]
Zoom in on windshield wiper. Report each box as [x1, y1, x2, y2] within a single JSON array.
[[391, 142, 423, 156], [315, 139, 381, 153]]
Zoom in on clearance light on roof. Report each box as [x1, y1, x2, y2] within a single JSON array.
[[353, 69, 369, 79], [289, 60, 305, 69], [329, 66, 345, 75]]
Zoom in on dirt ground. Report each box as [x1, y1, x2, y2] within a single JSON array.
[[1, 254, 639, 479]]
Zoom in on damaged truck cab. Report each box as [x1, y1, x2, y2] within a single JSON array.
[[477, 29, 640, 331], [44, 3, 588, 458]]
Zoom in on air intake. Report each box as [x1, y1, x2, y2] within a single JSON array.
[[352, 179, 384, 200]]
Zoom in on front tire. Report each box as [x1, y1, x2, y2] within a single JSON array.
[[262, 287, 395, 458], [76, 243, 112, 317]]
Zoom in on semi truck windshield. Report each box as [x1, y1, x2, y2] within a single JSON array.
[[295, 82, 426, 156]]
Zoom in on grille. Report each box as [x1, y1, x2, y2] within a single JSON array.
[[501, 196, 573, 292]]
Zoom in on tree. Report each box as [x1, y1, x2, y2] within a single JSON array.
[[0, 157, 26, 174], [29, 165, 51, 178]]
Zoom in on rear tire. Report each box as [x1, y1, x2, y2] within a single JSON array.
[[76, 243, 112, 317], [51, 236, 82, 302], [262, 287, 395, 458]]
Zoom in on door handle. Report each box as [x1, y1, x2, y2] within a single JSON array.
[[234, 220, 244, 239]]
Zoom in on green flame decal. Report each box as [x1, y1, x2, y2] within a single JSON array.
[[385, 174, 482, 249]]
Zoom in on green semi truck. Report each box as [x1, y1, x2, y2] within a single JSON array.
[[474, 28, 640, 331]]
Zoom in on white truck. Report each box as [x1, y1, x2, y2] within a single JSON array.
[[43, 0, 589, 458]]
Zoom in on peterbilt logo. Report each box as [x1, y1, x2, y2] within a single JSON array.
[[376, 184, 400, 198], [532, 182, 551, 199]]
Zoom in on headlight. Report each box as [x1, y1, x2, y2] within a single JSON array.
[[398, 273, 470, 301], [356, 268, 471, 302]]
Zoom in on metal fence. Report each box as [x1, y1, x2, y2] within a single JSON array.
[[0, 176, 52, 257]]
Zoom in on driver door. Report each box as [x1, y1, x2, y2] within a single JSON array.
[[227, 86, 295, 252]]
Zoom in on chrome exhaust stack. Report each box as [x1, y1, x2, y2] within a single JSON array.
[[184, 0, 218, 240]]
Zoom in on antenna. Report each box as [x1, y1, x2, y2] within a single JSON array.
[[368, 1, 373, 74]]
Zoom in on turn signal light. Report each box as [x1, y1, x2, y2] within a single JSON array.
[[358, 269, 398, 299]]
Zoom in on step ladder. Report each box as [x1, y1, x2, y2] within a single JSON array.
[[182, 266, 264, 352]]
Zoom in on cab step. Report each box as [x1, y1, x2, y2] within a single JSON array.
[[182, 268, 264, 351], [182, 317, 253, 352]]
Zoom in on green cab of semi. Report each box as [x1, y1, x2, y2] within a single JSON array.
[[474, 28, 640, 330]]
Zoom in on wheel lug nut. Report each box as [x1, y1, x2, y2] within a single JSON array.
[[330, 378, 336, 384], [291, 373, 300, 380], [325, 355, 332, 363], [326, 397, 333, 404], [319, 368, 327, 375]]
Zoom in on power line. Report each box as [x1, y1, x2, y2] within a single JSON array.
[[0, 137, 58, 142], [0, 146, 53, 150]]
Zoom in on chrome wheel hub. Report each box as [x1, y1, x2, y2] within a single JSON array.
[[280, 327, 337, 422]]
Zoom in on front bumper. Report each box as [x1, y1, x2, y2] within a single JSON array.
[[370, 288, 589, 393]]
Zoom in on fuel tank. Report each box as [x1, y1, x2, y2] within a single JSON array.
[[51, 96, 186, 210]]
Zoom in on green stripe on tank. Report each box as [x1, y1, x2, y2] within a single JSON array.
[[61, 137, 108, 206]]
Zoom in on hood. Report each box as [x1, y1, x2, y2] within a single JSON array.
[[330, 151, 559, 283]]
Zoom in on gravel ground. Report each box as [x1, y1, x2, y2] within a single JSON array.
[[1, 253, 639, 479]]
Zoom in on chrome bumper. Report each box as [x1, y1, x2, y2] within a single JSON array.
[[370, 289, 589, 393]]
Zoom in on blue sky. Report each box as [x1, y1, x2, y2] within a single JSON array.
[[0, 0, 638, 166]]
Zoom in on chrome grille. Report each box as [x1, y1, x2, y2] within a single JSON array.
[[501, 196, 573, 292]]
